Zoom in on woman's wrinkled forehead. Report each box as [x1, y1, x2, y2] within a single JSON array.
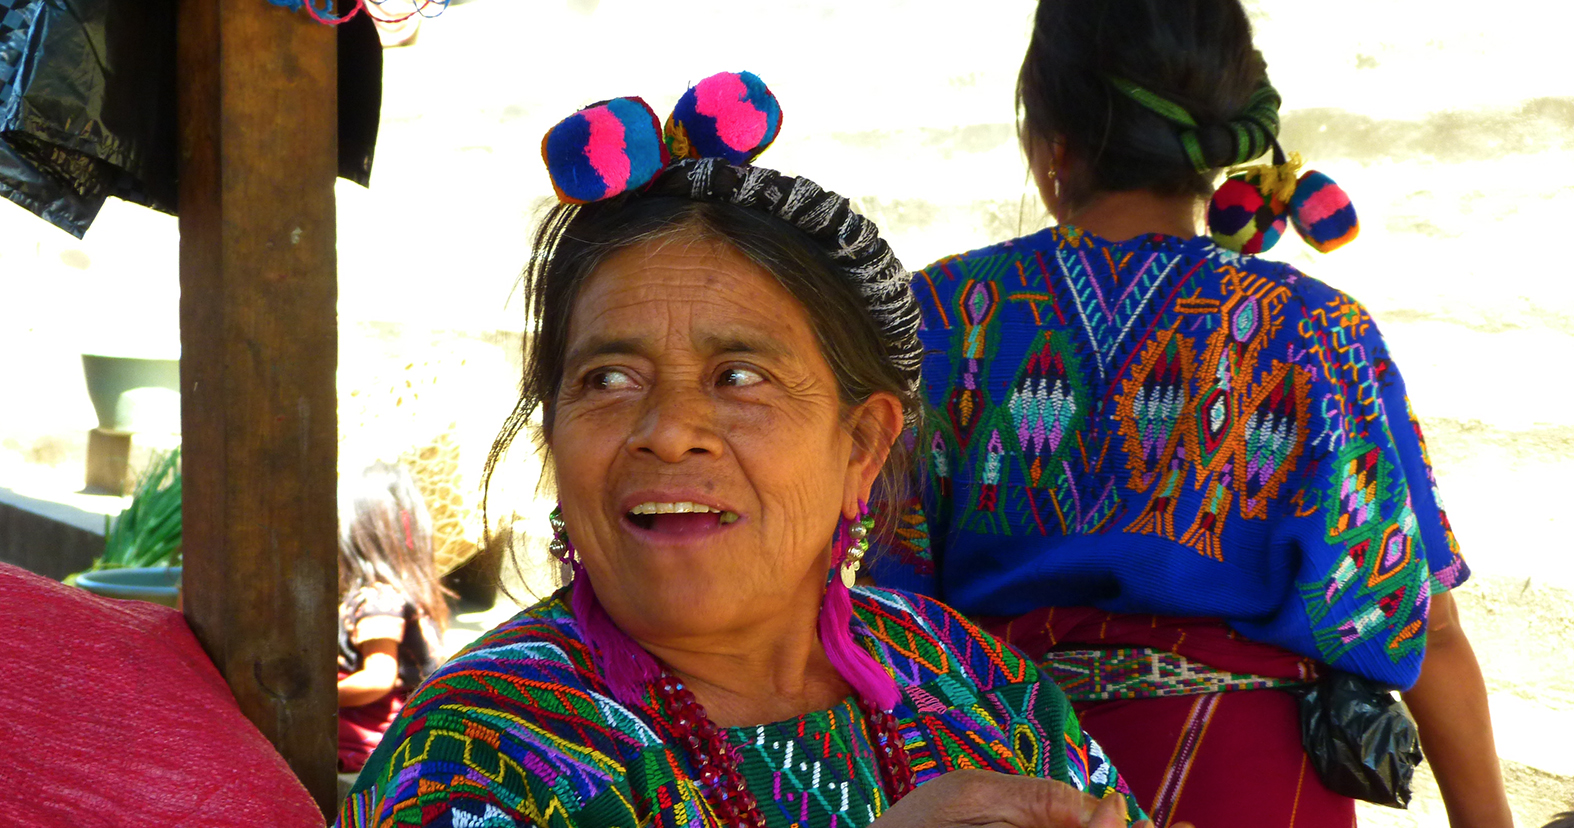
[[563, 234, 817, 369]]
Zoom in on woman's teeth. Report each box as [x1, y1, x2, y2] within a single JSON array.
[[630, 501, 717, 515], [628, 502, 740, 525]]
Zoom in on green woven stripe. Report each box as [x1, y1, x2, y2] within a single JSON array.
[[1177, 130, 1210, 173], [1109, 77, 1197, 127], [1229, 81, 1283, 164], [1110, 77, 1212, 172]]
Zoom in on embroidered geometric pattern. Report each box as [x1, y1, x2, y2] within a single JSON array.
[[1040, 648, 1314, 702], [338, 587, 1142, 828], [874, 226, 1469, 689]]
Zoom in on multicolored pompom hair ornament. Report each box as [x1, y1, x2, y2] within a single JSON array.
[[541, 71, 782, 205], [665, 70, 782, 164], [1208, 145, 1359, 255], [1288, 169, 1359, 253], [1207, 146, 1295, 254], [541, 96, 669, 204], [1110, 74, 1357, 255]]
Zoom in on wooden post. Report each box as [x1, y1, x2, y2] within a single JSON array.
[[176, 0, 339, 818]]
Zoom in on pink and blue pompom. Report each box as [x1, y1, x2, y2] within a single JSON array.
[[1208, 175, 1287, 254], [542, 96, 669, 204], [1289, 170, 1359, 253], [665, 71, 782, 164]]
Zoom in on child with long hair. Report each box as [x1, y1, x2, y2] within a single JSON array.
[[337, 461, 450, 772]]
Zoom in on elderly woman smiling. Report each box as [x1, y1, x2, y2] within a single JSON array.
[[338, 74, 1152, 828]]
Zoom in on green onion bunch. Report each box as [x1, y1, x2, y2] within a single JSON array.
[[96, 447, 183, 570]]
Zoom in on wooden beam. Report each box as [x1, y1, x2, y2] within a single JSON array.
[[176, 0, 339, 818]]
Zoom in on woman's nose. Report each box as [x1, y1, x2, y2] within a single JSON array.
[[628, 383, 725, 463]]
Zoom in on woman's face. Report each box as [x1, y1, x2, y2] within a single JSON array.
[[549, 233, 896, 646]]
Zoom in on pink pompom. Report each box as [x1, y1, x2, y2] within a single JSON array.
[[1289, 170, 1359, 253], [665, 71, 783, 164], [1207, 174, 1287, 254]]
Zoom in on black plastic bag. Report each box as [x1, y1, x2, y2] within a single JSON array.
[[1297, 671, 1423, 807], [0, 0, 380, 238], [0, 0, 99, 232]]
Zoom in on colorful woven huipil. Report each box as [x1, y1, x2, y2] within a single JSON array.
[[338, 587, 1140, 827], [872, 226, 1468, 690]]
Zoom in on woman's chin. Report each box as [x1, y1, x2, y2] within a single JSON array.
[[608, 584, 758, 643]]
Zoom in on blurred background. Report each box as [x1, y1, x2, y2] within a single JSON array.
[[0, 0, 1568, 821]]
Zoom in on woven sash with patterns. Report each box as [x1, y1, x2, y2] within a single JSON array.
[[1043, 647, 1314, 702]]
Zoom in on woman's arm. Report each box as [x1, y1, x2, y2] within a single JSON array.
[[337, 615, 405, 707], [1400, 590, 1514, 828]]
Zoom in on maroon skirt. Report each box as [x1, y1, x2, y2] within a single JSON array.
[[979, 608, 1356, 828], [338, 670, 407, 773]]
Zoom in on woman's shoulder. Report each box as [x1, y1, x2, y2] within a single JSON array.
[[398, 588, 664, 752], [915, 226, 1066, 278], [849, 587, 1040, 694], [1210, 249, 1394, 366], [417, 588, 614, 703], [347, 589, 668, 824], [916, 225, 1351, 296]]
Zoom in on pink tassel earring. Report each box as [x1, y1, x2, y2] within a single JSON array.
[[819, 500, 901, 712], [550, 506, 660, 707]]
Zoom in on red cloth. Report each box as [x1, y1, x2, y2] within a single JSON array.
[[336, 672, 404, 773], [977, 605, 1320, 682], [983, 608, 1352, 828], [0, 563, 325, 828], [1075, 690, 1354, 828]]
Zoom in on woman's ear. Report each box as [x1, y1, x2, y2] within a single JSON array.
[[841, 392, 904, 517], [1026, 134, 1069, 219]]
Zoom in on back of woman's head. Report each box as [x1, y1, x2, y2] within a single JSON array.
[[1019, 0, 1271, 205], [339, 461, 448, 630]]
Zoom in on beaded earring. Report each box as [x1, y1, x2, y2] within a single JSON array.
[[840, 511, 875, 588], [548, 504, 575, 564], [821, 501, 900, 711]]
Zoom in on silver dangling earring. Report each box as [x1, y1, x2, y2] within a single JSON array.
[[548, 504, 576, 564], [840, 513, 874, 589]]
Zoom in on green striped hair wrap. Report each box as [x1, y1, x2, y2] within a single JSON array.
[[1109, 76, 1283, 173]]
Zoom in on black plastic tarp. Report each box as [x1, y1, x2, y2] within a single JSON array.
[[0, 0, 380, 238]]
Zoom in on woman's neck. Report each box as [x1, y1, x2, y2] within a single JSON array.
[[632, 594, 851, 728], [1057, 188, 1203, 242]]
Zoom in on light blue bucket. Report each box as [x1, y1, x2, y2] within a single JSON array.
[[75, 566, 181, 608]]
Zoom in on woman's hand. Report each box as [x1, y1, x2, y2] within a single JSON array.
[[871, 770, 1168, 828]]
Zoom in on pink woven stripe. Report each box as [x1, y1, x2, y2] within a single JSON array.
[[579, 107, 631, 193], [1150, 692, 1220, 827], [1295, 185, 1349, 225]]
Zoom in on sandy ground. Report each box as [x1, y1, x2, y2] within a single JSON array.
[[0, 0, 1570, 823]]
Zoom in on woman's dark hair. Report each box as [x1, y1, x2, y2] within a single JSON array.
[[338, 461, 449, 633], [1018, 0, 1270, 208], [483, 181, 920, 573]]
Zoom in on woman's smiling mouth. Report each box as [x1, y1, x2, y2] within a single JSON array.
[[625, 501, 741, 535]]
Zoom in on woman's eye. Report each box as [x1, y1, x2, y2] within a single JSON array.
[[717, 366, 765, 388], [587, 368, 636, 391]]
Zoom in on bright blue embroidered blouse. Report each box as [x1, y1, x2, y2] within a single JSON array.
[[871, 226, 1468, 689]]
